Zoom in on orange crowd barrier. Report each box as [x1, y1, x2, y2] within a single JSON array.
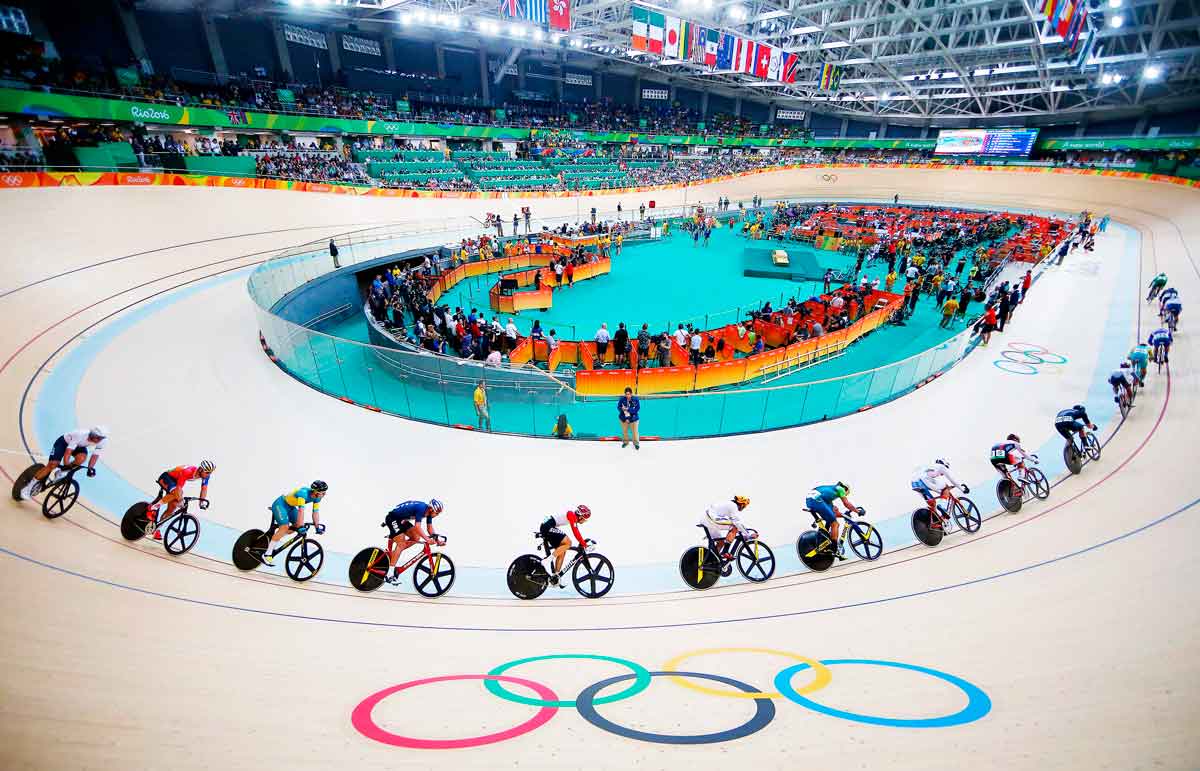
[[694, 358, 749, 390], [509, 337, 532, 365], [636, 365, 697, 395], [576, 368, 637, 397]]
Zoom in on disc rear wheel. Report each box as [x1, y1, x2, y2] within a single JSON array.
[[506, 554, 548, 600], [679, 546, 721, 590], [349, 547, 389, 592]]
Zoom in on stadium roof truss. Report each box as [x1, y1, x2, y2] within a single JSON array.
[[248, 0, 1200, 120]]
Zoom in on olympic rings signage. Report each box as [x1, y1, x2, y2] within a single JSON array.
[[993, 341, 1067, 375], [819, 173, 839, 183], [351, 648, 992, 749]]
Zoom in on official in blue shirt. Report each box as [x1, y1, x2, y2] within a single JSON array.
[[618, 387, 641, 450]]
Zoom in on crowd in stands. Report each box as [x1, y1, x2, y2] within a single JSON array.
[[254, 151, 370, 184]]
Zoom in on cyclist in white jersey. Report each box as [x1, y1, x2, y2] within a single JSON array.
[[910, 460, 969, 529], [701, 496, 751, 561]]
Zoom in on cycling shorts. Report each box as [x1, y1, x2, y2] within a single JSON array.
[[1108, 374, 1128, 387], [49, 437, 86, 464], [539, 517, 567, 549], [910, 479, 936, 501], [156, 472, 179, 494], [384, 511, 421, 537], [805, 496, 837, 525], [270, 499, 300, 527], [1055, 420, 1084, 440]]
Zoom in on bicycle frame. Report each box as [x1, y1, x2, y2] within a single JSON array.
[[696, 525, 759, 560], [535, 535, 588, 576], [393, 540, 444, 577]]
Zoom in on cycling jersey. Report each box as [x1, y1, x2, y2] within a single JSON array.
[[1108, 369, 1134, 386], [1149, 329, 1173, 346], [811, 484, 843, 503], [1160, 289, 1179, 303], [1165, 300, 1182, 314], [1055, 406, 1091, 425], [912, 462, 959, 494], [1129, 346, 1149, 363], [276, 487, 321, 514], [388, 500, 432, 523], [159, 465, 210, 494], [705, 501, 746, 531], [990, 441, 1026, 467], [60, 429, 107, 452]]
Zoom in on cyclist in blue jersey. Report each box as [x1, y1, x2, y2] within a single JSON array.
[[1163, 296, 1182, 329], [264, 481, 327, 565], [804, 482, 861, 560], [1158, 286, 1179, 311], [1128, 343, 1150, 383], [1055, 404, 1097, 446], [1148, 327, 1173, 364], [384, 499, 444, 579]]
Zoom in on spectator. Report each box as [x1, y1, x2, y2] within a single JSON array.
[[613, 323, 629, 367], [595, 322, 611, 363], [1021, 269, 1033, 303], [940, 296, 959, 328], [329, 239, 340, 269], [618, 386, 640, 450], [981, 305, 998, 345], [473, 380, 491, 432], [552, 413, 574, 439], [636, 323, 651, 367]]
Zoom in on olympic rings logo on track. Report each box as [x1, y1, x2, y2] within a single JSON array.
[[993, 341, 1068, 376], [351, 648, 992, 749], [819, 173, 838, 183]]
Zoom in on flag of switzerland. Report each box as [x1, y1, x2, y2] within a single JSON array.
[[754, 46, 771, 78]]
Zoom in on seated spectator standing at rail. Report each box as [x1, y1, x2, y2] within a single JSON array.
[[613, 323, 629, 367], [595, 323, 610, 363], [637, 324, 651, 367], [658, 332, 673, 367]]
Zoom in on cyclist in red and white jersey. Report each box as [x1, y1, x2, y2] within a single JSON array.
[[147, 461, 215, 539], [538, 505, 591, 587]]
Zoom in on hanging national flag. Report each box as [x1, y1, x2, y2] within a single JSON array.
[[704, 28, 719, 66], [735, 38, 755, 73], [631, 5, 648, 50], [691, 26, 708, 64], [753, 43, 773, 79], [663, 16, 682, 57], [1055, 0, 1074, 37], [819, 62, 842, 90], [1041, 0, 1056, 18], [549, 0, 570, 31], [1068, 7, 1087, 49], [781, 52, 800, 83], [715, 32, 736, 70], [500, 0, 520, 17], [1074, 27, 1095, 66], [525, 0, 548, 25], [648, 9, 665, 54], [678, 20, 693, 59], [767, 46, 784, 80]]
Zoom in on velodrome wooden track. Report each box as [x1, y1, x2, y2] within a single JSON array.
[[1, 167, 1197, 769]]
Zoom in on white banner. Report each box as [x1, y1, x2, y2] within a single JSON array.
[[776, 109, 806, 121], [564, 72, 593, 86], [283, 23, 328, 50], [342, 34, 381, 56], [642, 88, 669, 100]]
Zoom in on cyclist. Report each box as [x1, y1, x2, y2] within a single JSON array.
[[1158, 286, 1179, 317], [989, 433, 1034, 478], [1146, 272, 1167, 301], [910, 460, 969, 530], [538, 504, 591, 587], [702, 496, 751, 561], [19, 426, 109, 500], [1129, 343, 1150, 383], [1108, 362, 1136, 406], [383, 499, 444, 581], [146, 461, 215, 540], [1054, 405, 1097, 450], [1148, 326, 1173, 364], [804, 483, 860, 560], [263, 481, 327, 566], [1163, 295, 1182, 330]]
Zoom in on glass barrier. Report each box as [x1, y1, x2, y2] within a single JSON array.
[[249, 198, 984, 439]]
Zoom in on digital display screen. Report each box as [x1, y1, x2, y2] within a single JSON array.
[[934, 128, 1040, 157]]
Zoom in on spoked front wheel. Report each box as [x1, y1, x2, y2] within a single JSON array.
[[413, 552, 456, 597], [572, 553, 615, 599], [735, 539, 776, 583], [506, 554, 549, 600], [911, 509, 944, 547], [1083, 432, 1101, 462], [285, 539, 324, 582], [951, 497, 982, 533], [848, 521, 883, 561], [42, 479, 79, 519], [1024, 468, 1050, 500], [162, 514, 200, 555], [679, 546, 721, 590], [349, 547, 389, 592]]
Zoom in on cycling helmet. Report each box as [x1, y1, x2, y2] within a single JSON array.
[[834, 482, 849, 496], [1073, 404, 1086, 412], [198, 460, 216, 474], [310, 480, 329, 493], [575, 504, 592, 521], [89, 425, 110, 440], [1007, 433, 1021, 442], [732, 495, 750, 509], [935, 458, 949, 469], [429, 498, 444, 514]]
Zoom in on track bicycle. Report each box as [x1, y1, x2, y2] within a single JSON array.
[[349, 527, 456, 597], [911, 487, 982, 547], [679, 524, 776, 590], [1062, 428, 1102, 475], [1114, 382, 1134, 419], [506, 534, 614, 600], [121, 495, 202, 556], [796, 506, 883, 572], [995, 456, 1049, 514], [1165, 308, 1179, 332], [232, 523, 325, 581], [1147, 285, 1163, 302], [11, 462, 83, 519], [1153, 341, 1168, 373]]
